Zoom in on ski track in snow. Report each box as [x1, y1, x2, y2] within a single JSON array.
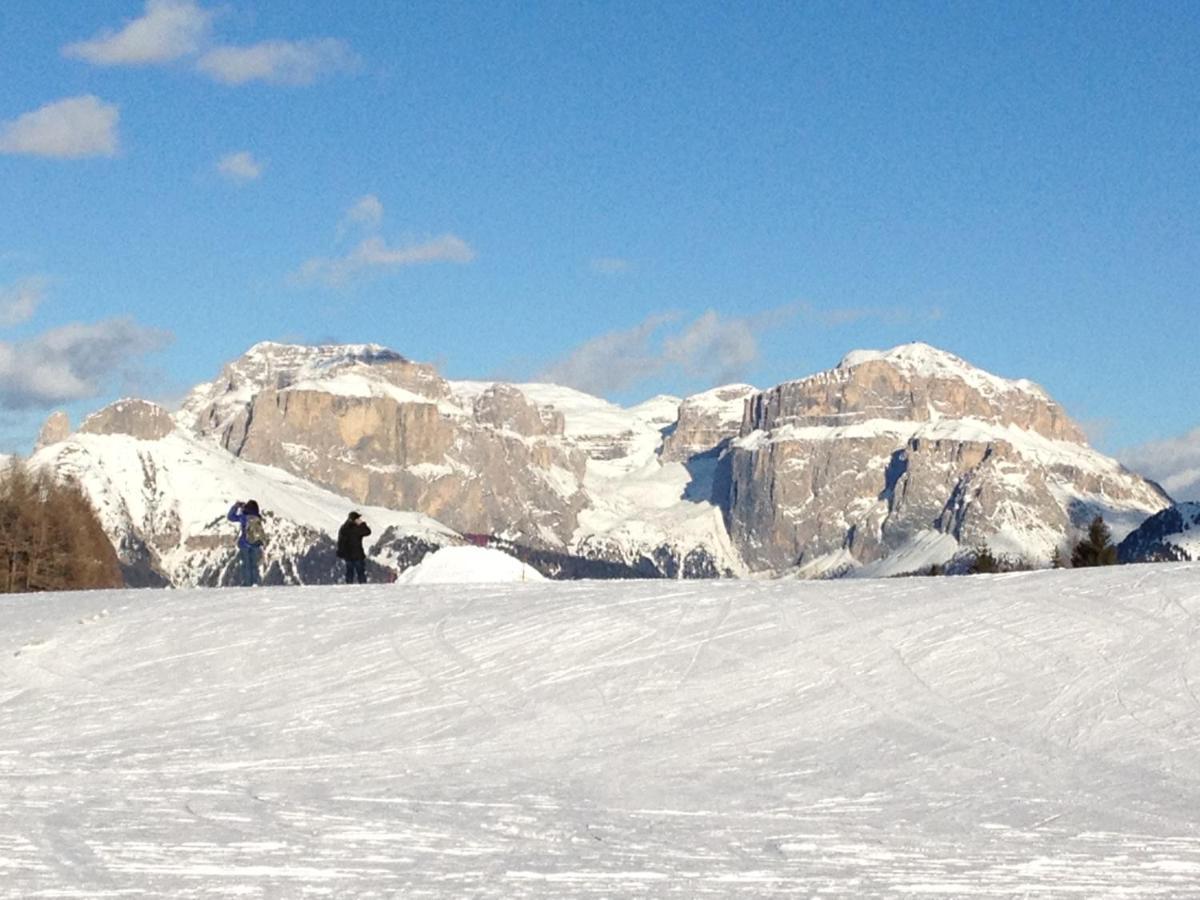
[[2, 567, 1200, 897]]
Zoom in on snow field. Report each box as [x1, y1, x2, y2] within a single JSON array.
[[1, 564, 1200, 896]]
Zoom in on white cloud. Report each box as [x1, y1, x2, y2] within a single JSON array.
[[0, 96, 120, 159], [0, 319, 172, 410], [294, 234, 476, 287], [590, 257, 631, 275], [0, 278, 47, 327], [540, 310, 763, 397], [1120, 427, 1200, 503], [342, 195, 385, 232], [63, 0, 213, 66], [197, 38, 357, 85], [217, 150, 263, 182]]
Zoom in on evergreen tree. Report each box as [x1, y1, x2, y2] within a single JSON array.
[[970, 544, 999, 574], [1071, 515, 1118, 568], [1049, 546, 1065, 569]]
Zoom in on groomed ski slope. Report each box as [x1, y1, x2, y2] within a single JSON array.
[[2, 565, 1200, 897]]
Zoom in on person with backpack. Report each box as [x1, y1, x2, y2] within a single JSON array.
[[228, 499, 267, 586], [336, 511, 371, 584]]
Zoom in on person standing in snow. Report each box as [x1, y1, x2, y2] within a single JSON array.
[[336, 511, 371, 584], [228, 499, 266, 586]]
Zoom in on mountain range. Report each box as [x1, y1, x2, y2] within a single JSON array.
[[27, 341, 1179, 586]]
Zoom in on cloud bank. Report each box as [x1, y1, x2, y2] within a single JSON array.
[[1121, 428, 1200, 503], [0, 96, 119, 159], [0, 319, 173, 410]]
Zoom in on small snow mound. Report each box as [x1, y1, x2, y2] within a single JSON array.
[[398, 545, 546, 584]]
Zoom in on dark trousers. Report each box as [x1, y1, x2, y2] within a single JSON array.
[[345, 558, 366, 584], [239, 543, 261, 586]]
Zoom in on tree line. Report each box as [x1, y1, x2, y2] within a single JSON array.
[[0, 459, 123, 593], [969, 515, 1118, 574]]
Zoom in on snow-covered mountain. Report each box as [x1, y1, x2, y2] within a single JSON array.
[[725, 343, 1168, 575], [1118, 502, 1200, 562], [4, 565, 1200, 894], [29, 340, 1170, 585]]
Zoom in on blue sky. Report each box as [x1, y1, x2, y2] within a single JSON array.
[[1, 1, 1198, 480]]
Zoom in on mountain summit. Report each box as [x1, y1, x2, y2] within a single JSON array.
[[32, 341, 1169, 584]]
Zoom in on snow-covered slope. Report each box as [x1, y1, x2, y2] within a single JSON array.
[[3, 565, 1200, 895], [31, 431, 457, 586]]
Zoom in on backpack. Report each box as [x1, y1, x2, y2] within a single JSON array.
[[245, 516, 267, 547]]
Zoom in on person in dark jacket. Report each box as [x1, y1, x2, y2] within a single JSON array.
[[228, 499, 265, 586], [336, 511, 371, 584]]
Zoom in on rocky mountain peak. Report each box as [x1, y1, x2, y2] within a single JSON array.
[[748, 342, 1083, 443]]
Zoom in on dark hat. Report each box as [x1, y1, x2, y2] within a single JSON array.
[[348, 511, 361, 520]]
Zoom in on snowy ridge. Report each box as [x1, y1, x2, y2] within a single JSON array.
[[3, 565, 1200, 895], [838, 341, 1051, 401]]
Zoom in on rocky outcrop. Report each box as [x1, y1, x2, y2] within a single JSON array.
[[80, 400, 174, 441]]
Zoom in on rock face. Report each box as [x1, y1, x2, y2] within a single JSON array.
[[661, 385, 755, 462], [178, 343, 587, 545], [724, 344, 1169, 572], [80, 400, 174, 441], [1118, 502, 1200, 563]]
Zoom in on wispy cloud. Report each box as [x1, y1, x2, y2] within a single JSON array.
[[540, 310, 764, 396], [590, 257, 631, 275], [217, 150, 263, 182], [295, 196, 474, 286], [0, 277, 47, 327], [197, 38, 357, 86], [0, 319, 173, 410], [1120, 427, 1200, 503], [341, 195, 385, 232], [62, 0, 213, 66], [295, 235, 476, 287], [0, 96, 120, 159]]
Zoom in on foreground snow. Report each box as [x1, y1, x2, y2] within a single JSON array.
[[2, 565, 1200, 897]]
